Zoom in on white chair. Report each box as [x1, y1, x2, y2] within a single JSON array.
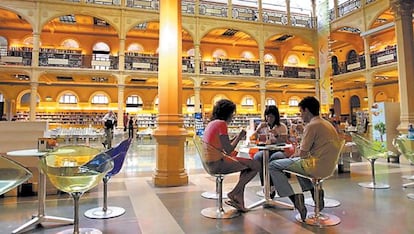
[[284, 139, 345, 227], [193, 136, 240, 219]]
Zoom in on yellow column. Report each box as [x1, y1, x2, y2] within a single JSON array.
[[153, 0, 188, 186], [259, 81, 266, 117], [366, 77, 374, 124], [117, 82, 125, 129], [29, 81, 38, 121], [392, 0, 414, 133], [32, 32, 40, 67], [194, 81, 201, 113]]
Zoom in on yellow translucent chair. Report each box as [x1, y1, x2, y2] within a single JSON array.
[[193, 136, 240, 219], [351, 133, 390, 189], [284, 140, 345, 227], [40, 145, 114, 234], [393, 135, 414, 195], [0, 156, 32, 196]]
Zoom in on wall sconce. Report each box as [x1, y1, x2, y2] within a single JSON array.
[[363, 97, 368, 102], [45, 96, 53, 102], [281, 100, 286, 105]]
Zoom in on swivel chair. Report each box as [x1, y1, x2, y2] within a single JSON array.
[[0, 156, 32, 195], [351, 133, 390, 189], [393, 135, 414, 198], [283, 139, 345, 227], [40, 145, 114, 234], [193, 136, 240, 219], [84, 138, 132, 219]]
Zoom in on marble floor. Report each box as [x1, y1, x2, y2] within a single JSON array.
[[1, 134, 414, 234]]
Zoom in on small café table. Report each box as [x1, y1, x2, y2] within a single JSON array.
[[240, 143, 294, 210], [7, 149, 74, 234]]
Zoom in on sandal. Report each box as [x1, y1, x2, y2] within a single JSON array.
[[225, 199, 248, 213]]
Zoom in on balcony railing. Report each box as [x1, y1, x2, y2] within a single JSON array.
[[370, 45, 397, 67]]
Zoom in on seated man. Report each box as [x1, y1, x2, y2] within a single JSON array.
[[268, 96, 341, 221]]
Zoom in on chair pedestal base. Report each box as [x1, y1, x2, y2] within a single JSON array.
[[358, 182, 390, 189], [12, 215, 74, 234], [57, 227, 102, 234], [402, 175, 414, 180], [305, 197, 341, 207], [406, 193, 414, 200], [296, 212, 341, 227], [84, 206, 126, 219], [201, 207, 240, 219], [201, 191, 228, 199]]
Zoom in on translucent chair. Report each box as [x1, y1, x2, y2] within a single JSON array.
[[393, 135, 414, 196], [40, 145, 114, 234], [0, 156, 32, 196], [283, 140, 345, 227], [84, 138, 132, 219], [351, 133, 390, 189], [193, 136, 240, 219]]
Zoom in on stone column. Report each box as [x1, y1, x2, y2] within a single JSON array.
[[363, 37, 371, 69], [117, 82, 125, 129], [366, 77, 374, 124], [259, 80, 266, 118], [119, 38, 125, 71], [391, 0, 414, 133], [286, 0, 291, 26], [194, 44, 200, 75], [194, 81, 201, 113], [32, 32, 40, 67], [153, 0, 188, 186], [29, 82, 38, 121]]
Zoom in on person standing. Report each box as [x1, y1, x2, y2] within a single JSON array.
[[128, 116, 134, 138], [102, 110, 117, 149], [203, 99, 260, 212], [268, 96, 342, 221], [123, 113, 129, 132]]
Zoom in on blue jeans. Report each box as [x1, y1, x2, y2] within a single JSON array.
[[268, 157, 313, 197]]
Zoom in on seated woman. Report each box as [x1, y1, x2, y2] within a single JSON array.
[[251, 105, 288, 196], [203, 99, 260, 212]]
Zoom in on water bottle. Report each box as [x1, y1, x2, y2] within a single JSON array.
[[408, 124, 414, 140]]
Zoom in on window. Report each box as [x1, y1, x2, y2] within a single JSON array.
[[288, 97, 299, 107], [61, 39, 79, 49], [264, 53, 276, 64], [266, 98, 276, 106], [127, 43, 144, 52], [126, 95, 143, 107], [241, 96, 254, 107], [240, 51, 255, 60], [91, 94, 109, 104], [0, 36, 7, 56], [212, 49, 227, 60], [59, 93, 77, 104], [186, 96, 195, 107], [0, 93, 4, 102], [92, 42, 111, 70], [286, 54, 299, 66]]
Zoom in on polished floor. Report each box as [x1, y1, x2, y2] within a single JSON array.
[[1, 133, 414, 234]]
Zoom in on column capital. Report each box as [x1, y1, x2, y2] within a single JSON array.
[[391, 0, 413, 17]]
